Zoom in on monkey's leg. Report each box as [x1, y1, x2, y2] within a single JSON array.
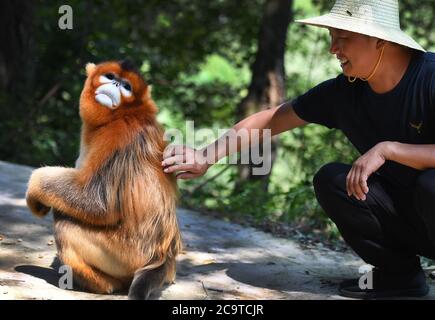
[[26, 166, 119, 226], [57, 242, 125, 294], [54, 217, 131, 294], [163, 256, 177, 284], [127, 257, 177, 300]]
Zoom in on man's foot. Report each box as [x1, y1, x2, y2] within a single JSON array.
[[338, 267, 429, 299]]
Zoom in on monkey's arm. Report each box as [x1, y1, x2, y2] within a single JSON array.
[[26, 167, 120, 226]]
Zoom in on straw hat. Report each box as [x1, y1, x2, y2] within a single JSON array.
[[296, 0, 425, 52]]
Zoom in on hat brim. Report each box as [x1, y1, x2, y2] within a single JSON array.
[[296, 13, 425, 52]]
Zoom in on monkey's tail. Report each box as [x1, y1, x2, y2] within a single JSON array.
[[128, 259, 175, 300]]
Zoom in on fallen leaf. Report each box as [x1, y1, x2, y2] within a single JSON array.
[[1, 240, 16, 245], [47, 240, 54, 246], [202, 259, 216, 265]]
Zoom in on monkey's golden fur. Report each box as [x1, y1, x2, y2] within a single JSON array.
[[26, 61, 182, 298]]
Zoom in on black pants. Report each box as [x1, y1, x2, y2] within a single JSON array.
[[313, 162, 435, 274]]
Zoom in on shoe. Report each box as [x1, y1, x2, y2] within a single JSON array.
[[338, 267, 429, 299]]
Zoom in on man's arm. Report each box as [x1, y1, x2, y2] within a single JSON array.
[[238, 101, 308, 136], [162, 101, 307, 179], [346, 141, 435, 201], [203, 101, 307, 164], [384, 142, 435, 170]]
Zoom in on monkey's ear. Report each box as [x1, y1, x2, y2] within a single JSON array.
[[85, 63, 96, 76], [142, 85, 152, 100]]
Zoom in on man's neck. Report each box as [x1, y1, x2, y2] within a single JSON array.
[[367, 45, 413, 94]]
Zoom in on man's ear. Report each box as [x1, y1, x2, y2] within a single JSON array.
[[376, 39, 386, 49], [86, 63, 96, 76]]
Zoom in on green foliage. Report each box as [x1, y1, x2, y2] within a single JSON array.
[[1, 0, 263, 166], [179, 1, 360, 235]]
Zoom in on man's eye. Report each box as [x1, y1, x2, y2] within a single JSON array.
[[104, 73, 115, 80]]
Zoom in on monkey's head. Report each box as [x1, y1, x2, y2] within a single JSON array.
[[80, 60, 157, 126]]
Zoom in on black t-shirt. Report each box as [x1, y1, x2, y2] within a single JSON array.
[[292, 51, 435, 189]]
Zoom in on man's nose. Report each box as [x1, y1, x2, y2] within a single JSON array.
[[329, 40, 339, 54]]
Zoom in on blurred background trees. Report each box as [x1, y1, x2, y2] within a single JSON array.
[[1, 0, 434, 239]]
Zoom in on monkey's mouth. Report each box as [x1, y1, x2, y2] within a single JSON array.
[[95, 93, 117, 109], [95, 86, 121, 109]]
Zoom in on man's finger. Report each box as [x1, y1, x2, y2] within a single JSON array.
[[163, 163, 194, 174], [348, 168, 358, 198], [346, 170, 352, 197], [163, 145, 186, 159], [162, 154, 187, 167], [351, 167, 361, 200], [360, 172, 369, 194], [163, 145, 176, 159], [354, 171, 366, 200]]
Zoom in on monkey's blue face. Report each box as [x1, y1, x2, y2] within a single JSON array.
[[95, 73, 133, 109]]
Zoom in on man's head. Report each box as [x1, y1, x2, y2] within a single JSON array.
[[328, 28, 386, 79], [297, 0, 425, 67]]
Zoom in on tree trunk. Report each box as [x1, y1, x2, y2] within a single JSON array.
[[235, 0, 293, 193], [0, 1, 34, 91]]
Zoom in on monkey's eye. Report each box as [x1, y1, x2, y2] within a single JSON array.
[[120, 80, 133, 98], [104, 73, 115, 80], [122, 81, 132, 91]]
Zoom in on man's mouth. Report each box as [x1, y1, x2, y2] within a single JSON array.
[[338, 57, 350, 67]]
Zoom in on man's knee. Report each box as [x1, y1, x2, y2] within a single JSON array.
[[414, 169, 435, 247], [415, 169, 435, 206], [313, 162, 350, 196], [414, 169, 435, 216]]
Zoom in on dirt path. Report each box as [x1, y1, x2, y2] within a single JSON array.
[[1, 160, 433, 300]]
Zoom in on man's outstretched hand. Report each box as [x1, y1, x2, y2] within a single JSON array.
[[162, 145, 210, 180]]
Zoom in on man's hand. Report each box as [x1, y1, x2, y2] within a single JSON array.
[[162, 145, 210, 179], [347, 142, 391, 201]]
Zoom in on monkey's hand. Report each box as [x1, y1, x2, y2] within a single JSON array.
[[26, 195, 51, 218], [25, 166, 119, 226], [26, 167, 51, 218]]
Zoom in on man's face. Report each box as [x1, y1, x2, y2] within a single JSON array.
[[328, 28, 380, 78]]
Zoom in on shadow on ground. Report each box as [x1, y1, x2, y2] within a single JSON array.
[[1, 160, 434, 300]]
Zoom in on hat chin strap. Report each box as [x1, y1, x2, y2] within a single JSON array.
[[348, 45, 386, 83]]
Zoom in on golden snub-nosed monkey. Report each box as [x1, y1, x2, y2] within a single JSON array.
[[26, 60, 182, 299]]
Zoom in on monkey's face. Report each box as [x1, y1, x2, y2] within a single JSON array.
[[94, 71, 133, 110], [80, 61, 156, 126]]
